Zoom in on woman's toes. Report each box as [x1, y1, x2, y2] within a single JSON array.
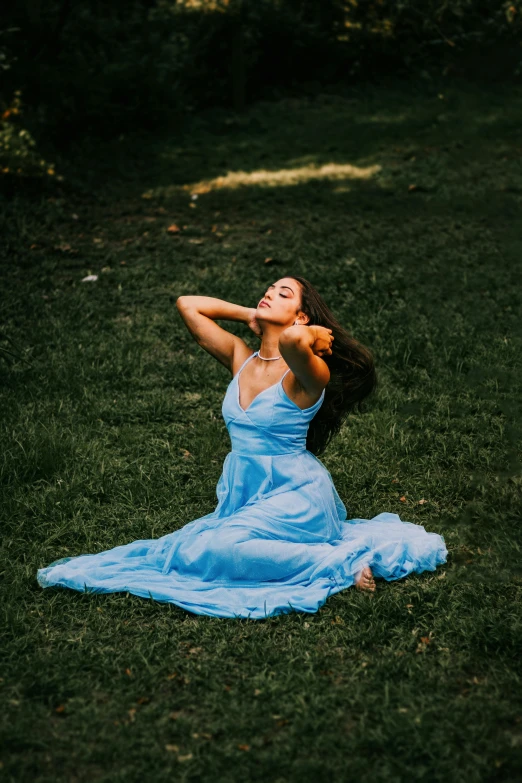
[[355, 566, 376, 591]]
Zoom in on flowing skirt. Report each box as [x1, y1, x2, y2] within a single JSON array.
[[37, 451, 448, 619]]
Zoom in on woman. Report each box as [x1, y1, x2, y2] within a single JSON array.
[[37, 276, 447, 619]]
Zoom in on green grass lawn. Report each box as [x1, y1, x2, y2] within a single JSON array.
[[1, 76, 522, 782]]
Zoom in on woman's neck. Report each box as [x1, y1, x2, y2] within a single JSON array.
[[258, 327, 287, 359]]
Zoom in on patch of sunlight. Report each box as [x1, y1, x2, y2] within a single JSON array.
[[142, 161, 381, 199]]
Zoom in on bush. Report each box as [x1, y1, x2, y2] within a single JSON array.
[[0, 0, 520, 143]]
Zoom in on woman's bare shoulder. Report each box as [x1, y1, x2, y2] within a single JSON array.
[[230, 343, 256, 376]]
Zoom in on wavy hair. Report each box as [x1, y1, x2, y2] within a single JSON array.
[[288, 275, 378, 456]]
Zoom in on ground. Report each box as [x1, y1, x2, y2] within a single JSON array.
[[1, 76, 521, 782]]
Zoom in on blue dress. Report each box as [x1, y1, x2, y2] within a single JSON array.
[[37, 350, 448, 619]]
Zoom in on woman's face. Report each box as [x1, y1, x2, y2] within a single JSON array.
[[256, 277, 306, 326]]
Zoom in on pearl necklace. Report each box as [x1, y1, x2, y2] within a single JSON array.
[[256, 322, 300, 360], [256, 350, 282, 361]]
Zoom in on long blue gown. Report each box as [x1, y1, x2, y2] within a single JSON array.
[[37, 350, 448, 619]]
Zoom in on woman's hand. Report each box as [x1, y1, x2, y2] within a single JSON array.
[[246, 307, 263, 337], [308, 325, 334, 358]]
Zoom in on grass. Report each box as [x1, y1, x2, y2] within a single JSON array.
[[1, 75, 522, 782]]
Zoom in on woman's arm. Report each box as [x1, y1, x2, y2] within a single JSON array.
[[176, 296, 256, 374], [278, 325, 333, 395], [177, 296, 251, 323]]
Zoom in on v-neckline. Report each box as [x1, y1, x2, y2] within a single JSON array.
[[236, 351, 290, 414]]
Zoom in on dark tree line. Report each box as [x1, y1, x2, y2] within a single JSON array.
[[1, 0, 520, 161]]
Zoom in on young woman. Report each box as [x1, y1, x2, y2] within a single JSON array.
[[37, 276, 447, 619]]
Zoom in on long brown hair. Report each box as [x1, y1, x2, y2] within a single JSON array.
[[289, 275, 378, 456]]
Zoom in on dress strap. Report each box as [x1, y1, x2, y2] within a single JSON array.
[[234, 350, 258, 378]]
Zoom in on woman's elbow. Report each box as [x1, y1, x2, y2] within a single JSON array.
[[279, 325, 304, 347], [176, 295, 192, 311]]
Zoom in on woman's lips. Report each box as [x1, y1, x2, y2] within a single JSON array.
[[258, 302, 270, 308]]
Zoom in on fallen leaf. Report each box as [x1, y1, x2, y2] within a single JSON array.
[[408, 184, 431, 193], [418, 498, 428, 504], [165, 744, 179, 752], [254, 688, 262, 696], [399, 495, 407, 502], [55, 704, 66, 713], [420, 636, 431, 644], [128, 708, 137, 722], [125, 668, 132, 677], [167, 224, 181, 234], [178, 753, 193, 762], [238, 744, 250, 751]]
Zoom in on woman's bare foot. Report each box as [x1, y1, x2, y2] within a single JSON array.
[[355, 566, 376, 592]]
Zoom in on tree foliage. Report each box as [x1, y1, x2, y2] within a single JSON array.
[[0, 0, 520, 148]]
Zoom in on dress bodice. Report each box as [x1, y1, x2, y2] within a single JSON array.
[[221, 351, 325, 456]]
